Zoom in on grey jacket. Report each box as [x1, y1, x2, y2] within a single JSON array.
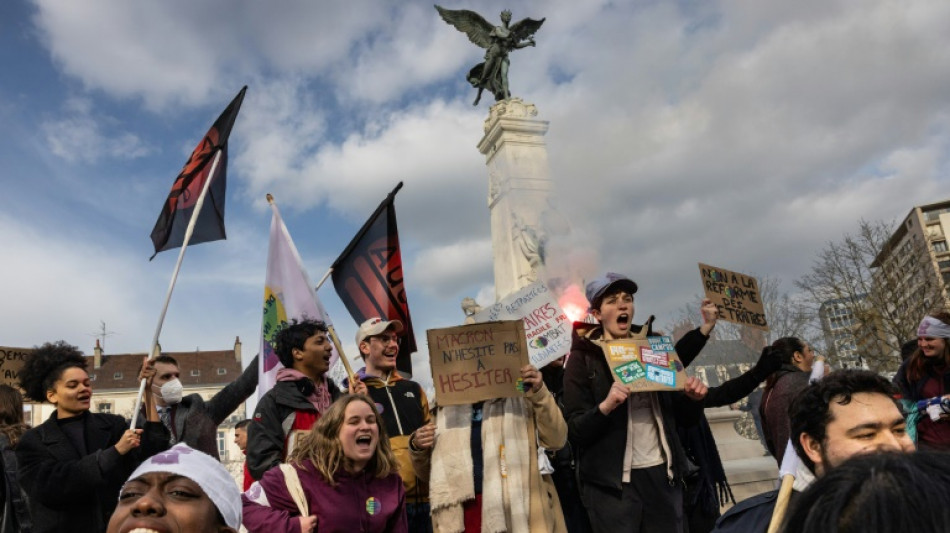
[[137, 354, 259, 458]]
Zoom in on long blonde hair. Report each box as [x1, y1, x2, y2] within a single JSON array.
[[289, 394, 398, 485]]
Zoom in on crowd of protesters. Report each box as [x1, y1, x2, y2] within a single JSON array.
[[3, 277, 950, 533]]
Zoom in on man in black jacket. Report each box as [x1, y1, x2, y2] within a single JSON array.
[[139, 352, 258, 459], [562, 272, 717, 533], [246, 319, 342, 480], [711, 369, 915, 533], [351, 317, 435, 533]]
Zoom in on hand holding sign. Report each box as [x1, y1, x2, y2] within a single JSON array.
[[599, 382, 630, 415], [411, 422, 436, 450], [520, 364, 543, 394], [700, 298, 719, 336]]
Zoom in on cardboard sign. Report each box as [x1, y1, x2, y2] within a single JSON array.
[[0, 346, 30, 388], [698, 263, 769, 331], [427, 320, 530, 406], [471, 281, 571, 368], [601, 336, 686, 392]]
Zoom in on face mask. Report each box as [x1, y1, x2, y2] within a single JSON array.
[[157, 378, 183, 405]]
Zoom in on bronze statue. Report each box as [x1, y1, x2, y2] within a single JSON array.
[[435, 6, 545, 106]]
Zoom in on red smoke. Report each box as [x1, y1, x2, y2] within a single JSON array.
[[558, 284, 589, 323]]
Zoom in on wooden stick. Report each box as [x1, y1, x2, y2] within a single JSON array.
[[327, 325, 356, 385], [130, 149, 224, 430], [767, 473, 796, 533]]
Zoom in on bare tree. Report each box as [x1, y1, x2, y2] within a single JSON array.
[[795, 219, 946, 373]]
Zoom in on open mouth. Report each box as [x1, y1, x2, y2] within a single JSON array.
[[617, 314, 630, 327], [128, 528, 162, 533], [356, 435, 373, 446]]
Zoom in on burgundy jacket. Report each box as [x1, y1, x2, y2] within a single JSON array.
[[242, 458, 407, 533]]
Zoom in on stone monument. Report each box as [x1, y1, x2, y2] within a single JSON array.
[[477, 98, 552, 301]]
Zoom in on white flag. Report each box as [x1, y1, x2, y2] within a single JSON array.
[[258, 202, 337, 399]]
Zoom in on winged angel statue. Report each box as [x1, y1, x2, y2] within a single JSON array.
[[435, 6, 545, 106]]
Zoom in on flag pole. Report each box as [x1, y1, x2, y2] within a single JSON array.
[[314, 268, 333, 291], [327, 325, 357, 385], [129, 149, 225, 430]]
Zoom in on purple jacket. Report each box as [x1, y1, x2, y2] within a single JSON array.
[[243, 458, 407, 533]]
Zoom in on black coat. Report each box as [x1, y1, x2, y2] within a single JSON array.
[[1, 433, 30, 533], [246, 378, 342, 480], [562, 322, 709, 491], [16, 412, 169, 533]]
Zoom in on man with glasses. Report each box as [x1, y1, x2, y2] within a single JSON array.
[[351, 317, 435, 532]]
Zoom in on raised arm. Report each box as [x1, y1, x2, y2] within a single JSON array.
[[207, 354, 260, 425]]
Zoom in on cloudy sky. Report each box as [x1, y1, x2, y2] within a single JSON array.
[[2, 0, 949, 386]]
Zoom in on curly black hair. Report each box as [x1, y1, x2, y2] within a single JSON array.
[[274, 318, 328, 368], [789, 369, 898, 473], [19, 341, 88, 403]]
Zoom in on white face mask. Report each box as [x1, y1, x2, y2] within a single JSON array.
[[157, 378, 184, 405]]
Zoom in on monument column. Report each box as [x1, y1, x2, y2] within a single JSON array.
[[477, 98, 552, 302]]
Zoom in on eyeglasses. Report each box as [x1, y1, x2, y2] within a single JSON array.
[[371, 334, 401, 345]]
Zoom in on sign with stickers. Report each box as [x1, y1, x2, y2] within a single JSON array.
[[471, 280, 572, 368], [427, 320, 531, 406], [600, 336, 686, 392]]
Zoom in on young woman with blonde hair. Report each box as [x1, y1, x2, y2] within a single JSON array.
[[243, 394, 407, 532]]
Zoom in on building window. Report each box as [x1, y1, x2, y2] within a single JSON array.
[[98, 402, 112, 414], [113, 372, 123, 380], [217, 430, 228, 461], [935, 241, 948, 253], [89, 374, 96, 381], [939, 260, 950, 270], [217, 368, 227, 375], [191, 370, 201, 377]]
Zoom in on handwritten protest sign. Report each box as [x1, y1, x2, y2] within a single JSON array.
[[0, 346, 31, 388], [427, 320, 530, 406], [471, 281, 571, 368], [698, 263, 769, 331], [601, 336, 686, 392]]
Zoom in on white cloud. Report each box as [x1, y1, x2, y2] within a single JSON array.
[[41, 97, 150, 163], [14, 0, 950, 362]]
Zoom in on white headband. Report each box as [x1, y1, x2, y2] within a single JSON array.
[[918, 316, 950, 339], [124, 443, 241, 529]]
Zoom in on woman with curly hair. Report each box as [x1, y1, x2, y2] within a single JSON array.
[[243, 394, 406, 533], [894, 311, 950, 450], [0, 384, 30, 533], [15, 341, 169, 533]]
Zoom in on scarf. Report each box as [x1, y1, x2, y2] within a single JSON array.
[[919, 316, 950, 338], [276, 368, 331, 413], [429, 398, 532, 533]]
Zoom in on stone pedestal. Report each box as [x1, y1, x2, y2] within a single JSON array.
[[477, 98, 552, 301], [706, 407, 779, 505]]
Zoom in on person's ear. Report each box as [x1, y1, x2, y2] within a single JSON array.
[[799, 432, 823, 472], [591, 308, 602, 322], [46, 388, 58, 405], [359, 341, 371, 357]]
